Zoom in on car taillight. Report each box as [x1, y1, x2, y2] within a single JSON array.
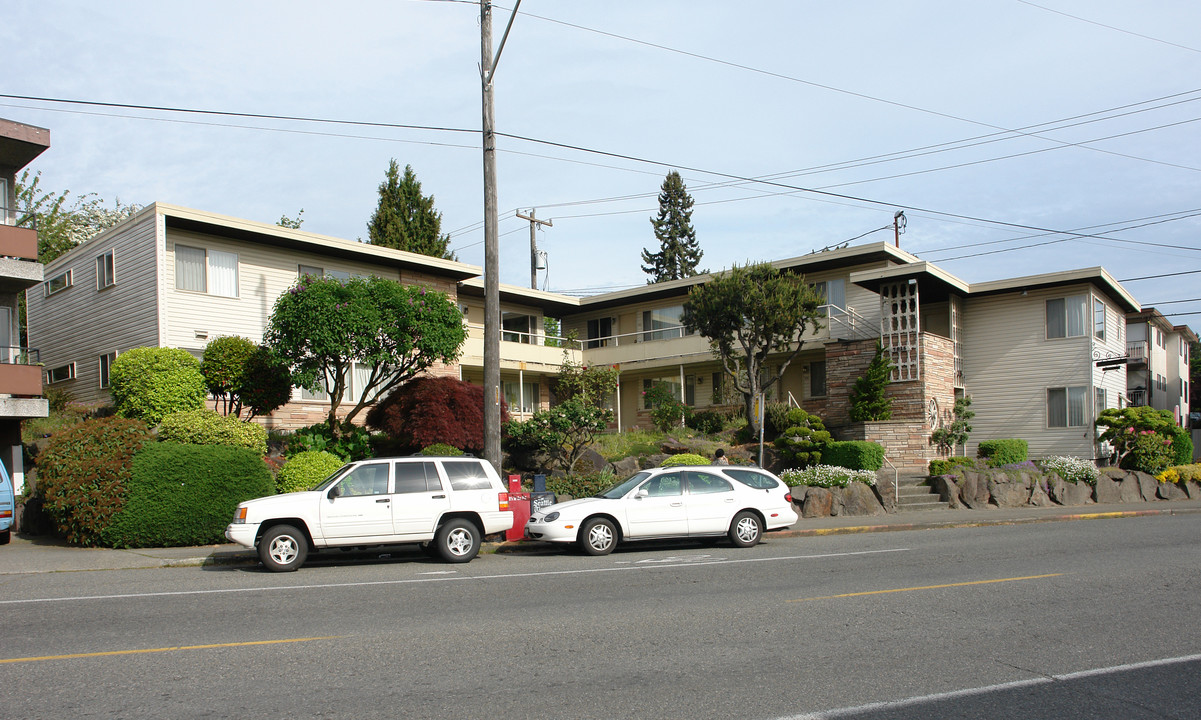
[[498, 492, 509, 510], [0, 509, 11, 519], [784, 493, 792, 503]]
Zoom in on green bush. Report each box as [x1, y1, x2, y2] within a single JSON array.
[[1157, 464, 1201, 484], [102, 443, 274, 547], [661, 452, 710, 467], [109, 347, 207, 425], [544, 468, 617, 498], [773, 409, 830, 469], [764, 402, 792, 439], [977, 439, 1028, 467], [1171, 428, 1193, 467], [686, 410, 725, 435], [421, 443, 465, 457], [34, 417, 155, 546], [275, 450, 346, 494], [822, 441, 884, 471], [285, 421, 374, 461], [1123, 432, 1175, 475], [643, 382, 687, 432], [928, 456, 976, 475], [159, 409, 268, 455], [44, 386, 76, 413]]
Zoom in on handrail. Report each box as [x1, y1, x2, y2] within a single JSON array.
[[786, 391, 800, 409], [881, 455, 899, 507], [463, 322, 579, 348], [0, 347, 39, 364], [824, 304, 877, 341]]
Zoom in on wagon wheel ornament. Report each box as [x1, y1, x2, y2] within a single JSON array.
[[927, 398, 940, 429]]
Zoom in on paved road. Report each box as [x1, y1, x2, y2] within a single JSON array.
[[1, 515, 1198, 719]]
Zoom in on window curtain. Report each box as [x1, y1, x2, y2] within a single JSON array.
[[1047, 388, 1067, 427], [208, 249, 239, 297], [1066, 294, 1086, 337], [175, 245, 207, 292], [1067, 386, 1087, 426]]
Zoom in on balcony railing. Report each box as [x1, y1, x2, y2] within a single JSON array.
[[1126, 340, 1148, 364], [0, 347, 39, 365], [1127, 388, 1147, 407], [0, 347, 43, 397]]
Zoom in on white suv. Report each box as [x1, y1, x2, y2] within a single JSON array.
[[226, 456, 514, 572]]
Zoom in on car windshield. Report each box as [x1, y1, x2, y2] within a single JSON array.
[[312, 465, 354, 492], [597, 472, 651, 499]]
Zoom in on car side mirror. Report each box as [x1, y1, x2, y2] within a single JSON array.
[[327, 485, 342, 500], [635, 488, 649, 499]]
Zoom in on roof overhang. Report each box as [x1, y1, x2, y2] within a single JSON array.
[[458, 277, 581, 315], [971, 266, 1140, 313], [849, 261, 971, 304], [0, 118, 50, 169], [159, 204, 481, 280]]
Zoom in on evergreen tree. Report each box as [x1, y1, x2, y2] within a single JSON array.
[[367, 160, 456, 260], [848, 341, 894, 422], [641, 170, 703, 283]]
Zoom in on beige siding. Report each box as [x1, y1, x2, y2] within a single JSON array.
[[27, 212, 161, 406], [961, 284, 1121, 460]]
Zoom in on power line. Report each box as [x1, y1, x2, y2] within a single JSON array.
[[1014, 0, 1201, 54]]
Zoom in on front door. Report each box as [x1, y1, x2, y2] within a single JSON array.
[[391, 461, 451, 538], [625, 471, 689, 539], [320, 462, 393, 540]]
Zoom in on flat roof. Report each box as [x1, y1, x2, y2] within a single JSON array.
[[970, 266, 1140, 312], [0, 118, 50, 169], [458, 277, 582, 315], [849, 261, 971, 304]]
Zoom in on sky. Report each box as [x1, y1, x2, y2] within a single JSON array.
[[3, 0, 1200, 328]]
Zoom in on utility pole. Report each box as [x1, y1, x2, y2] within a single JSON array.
[[893, 210, 906, 248], [480, 0, 520, 473], [516, 209, 552, 290]]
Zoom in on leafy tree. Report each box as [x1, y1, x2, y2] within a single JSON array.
[[554, 350, 618, 409], [682, 262, 823, 436], [109, 347, 207, 425], [366, 376, 504, 455], [503, 397, 610, 473], [848, 340, 894, 421], [366, 160, 456, 260], [643, 381, 687, 432], [641, 171, 703, 283], [200, 336, 292, 420], [930, 396, 974, 455], [277, 209, 304, 229], [16, 170, 141, 264], [263, 275, 465, 436]]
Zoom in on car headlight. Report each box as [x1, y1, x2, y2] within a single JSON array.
[[543, 511, 560, 522], [231, 507, 247, 524]]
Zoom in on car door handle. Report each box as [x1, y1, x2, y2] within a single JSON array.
[[670, 502, 683, 507], [725, 498, 734, 502], [376, 498, 390, 504], [432, 494, 447, 499]]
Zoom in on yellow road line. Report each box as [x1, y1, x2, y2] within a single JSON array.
[[0, 636, 342, 664], [788, 573, 1063, 602]]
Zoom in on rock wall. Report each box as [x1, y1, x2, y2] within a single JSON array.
[[931, 467, 1201, 510]]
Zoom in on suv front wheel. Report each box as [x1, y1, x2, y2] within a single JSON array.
[[435, 519, 480, 563], [259, 524, 308, 572]]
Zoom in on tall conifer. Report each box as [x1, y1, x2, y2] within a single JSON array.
[[367, 160, 456, 260], [641, 170, 703, 283]]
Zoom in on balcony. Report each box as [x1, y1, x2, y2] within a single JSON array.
[[1126, 388, 1147, 407], [0, 347, 48, 420], [0, 224, 38, 261], [459, 324, 580, 371], [1126, 340, 1148, 366]]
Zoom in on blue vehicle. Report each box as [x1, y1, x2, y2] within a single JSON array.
[[0, 461, 13, 544]]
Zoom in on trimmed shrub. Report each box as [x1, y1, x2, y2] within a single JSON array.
[[977, 439, 1028, 467], [109, 347, 207, 425], [928, 456, 976, 476], [764, 402, 792, 439], [774, 409, 830, 469], [159, 409, 268, 455], [275, 450, 346, 494], [367, 376, 501, 455], [780, 465, 877, 488], [686, 410, 725, 435], [545, 469, 617, 498], [35, 417, 155, 546], [661, 453, 710, 467], [285, 421, 374, 462], [1123, 431, 1174, 475], [1170, 428, 1193, 467], [201, 336, 257, 413], [822, 441, 884, 471], [102, 443, 274, 547], [421, 443, 465, 457]]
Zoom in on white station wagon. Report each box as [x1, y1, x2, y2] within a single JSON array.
[[226, 456, 514, 571], [525, 465, 798, 555]]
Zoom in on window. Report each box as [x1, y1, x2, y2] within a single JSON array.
[[1046, 295, 1087, 339], [685, 374, 696, 406], [813, 279, 846, 315], [96, 250, 115, 290], [642, 377, 682, 409], [44, 270, 73, 297], [809, 361, 827, 397], [300, 362, 376, 402], [393, 462, 442, 494], [711, 372, 725, 404], [642, 305, 688, 342], [586, 317, 613, 349], [1093, 299, 1105, 341], [686, 472, 732, 495], [502, 312, 535, 344], [503, 380, 540, 414], [99, 352, 117, 389], [298, 264, 323, 278], [47, 363, 76, 384], [722, 468, 779, 490], [642, 472, 683, 497], [337, 463, 390, 496], [442, 461, 493, 491], [175, 244, 238, 297], [1048, 386, 1087, 427], [1095, 386, 1106, 415], [0, 177, 9, 224]]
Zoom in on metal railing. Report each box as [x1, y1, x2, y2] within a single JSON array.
[[0, 347, 39, 364], [1126, 340, 1148, 363], [822, 304, 877, 341], [464, 323, 578, 348], [1127, 388, 1147, 406]]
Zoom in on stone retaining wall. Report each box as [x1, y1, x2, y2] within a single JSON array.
[[931, 467, 1201, 509]]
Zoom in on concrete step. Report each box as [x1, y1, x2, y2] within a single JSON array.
[[898, 500, 950, 512]]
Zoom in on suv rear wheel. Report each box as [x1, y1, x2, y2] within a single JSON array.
[[435, 519, 480, 563], [259, 524, 308, 572]]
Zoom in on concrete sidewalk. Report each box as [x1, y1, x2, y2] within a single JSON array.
[[3, 499, 1200, 575]]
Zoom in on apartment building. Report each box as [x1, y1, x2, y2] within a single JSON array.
[[0, 118, 51, 492], [1126, 308, 1193, 424]]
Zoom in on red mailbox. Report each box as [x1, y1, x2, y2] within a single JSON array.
[[506, 475, 531, 541]]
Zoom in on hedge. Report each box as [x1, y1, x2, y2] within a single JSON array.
[[821, 441, 884, 471], [661, 453, 711, 467], [276, 450, 346, 494], [35, 417, 155, 546], [928, 456, 976, 476], [159, 409, 268, 455], [109, 347, 207, 426], [977, 439, 1028, 467], [102, 442, 274, 548]]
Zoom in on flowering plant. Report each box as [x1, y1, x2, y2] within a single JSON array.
[[1039, 456, 1099, 486], [779, 465, 877, 488]]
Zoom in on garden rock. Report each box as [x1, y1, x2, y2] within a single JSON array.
[[988, 479, 1030, 508], [1050, 476, 1094, 506], [789, 486, 809, 508], [959, 470, 991, 509], [1157, 481, 1188, 501], [659, 437, 689, 455], [609, 456, 640, 478], [1133, 471, 1159, 501], [640, 454, 669, 469], [802, 487, 834, 518], [1028, 481, 1054, 507], [932, 475, 964, 509], [571, 448, 608, 475], [841, 482, 884, 516], [1093, 474, 1123, 504], [1186, 481, 1201, 500], [872, 473, 897, 514]]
